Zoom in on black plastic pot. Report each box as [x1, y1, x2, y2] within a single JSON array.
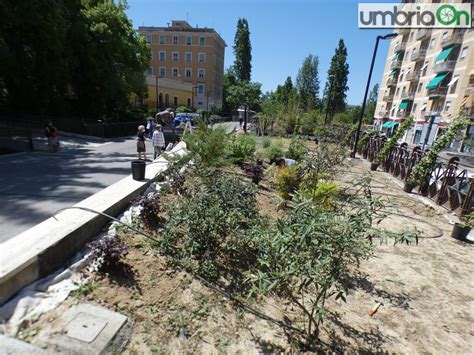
[[403, 181, 415, 193], [419, 184, 429, 197], [451, 223, 472, 243], [370, 163, 379, 171], [131, 160, 146, 181]]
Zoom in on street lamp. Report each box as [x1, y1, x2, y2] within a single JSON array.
[[325, 74, 335, 125], [351, 33, 398, 158], [422, 113, 437, 151]]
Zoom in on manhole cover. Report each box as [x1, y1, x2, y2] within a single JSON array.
[[64, 312, 108, 343]]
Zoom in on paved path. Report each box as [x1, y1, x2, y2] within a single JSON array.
[[0, 136, 143, 243]]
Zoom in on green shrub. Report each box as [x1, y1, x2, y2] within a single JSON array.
[[299, 179, 340, 210], [159, 171, 259, 277], [183, 120, 229, 168], [226, 133, 256, 164], [263, 139, 284, 163], [262, 136, 272, 148], [287, 136, 308, 161], [275, 165, 300, 200]]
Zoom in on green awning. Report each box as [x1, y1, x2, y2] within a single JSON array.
[[426, 72, 449, 89], [399, 100, 409, 110], [392, 51, 401, 61], [388, 69, 398, 77], [382, 122, 399, 128], [435, 45, 453, 63]]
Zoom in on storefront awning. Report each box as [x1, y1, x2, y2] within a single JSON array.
[[399, 100, 409, 110], [435, 45, 454, 63], [382, 121, 399, 128], [426, 72, 449, 89]]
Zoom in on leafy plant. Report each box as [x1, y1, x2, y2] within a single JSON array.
[[262, 136, 272, 148], [263, 139, 284, 163], [409, 116, 468, 186], [87, 236, 129, 272], [137, 192, 162, 230], [460, 213, 474, 228], [299, 179, 340, 210], [226, 133, 256, 165], [375, 116, 413, 164], [275, 165, 300, 200], [72, 280, 98, 296], [183, 119, 229, 168], [159, 171, 260, 277], [287, 135, 308, 161]]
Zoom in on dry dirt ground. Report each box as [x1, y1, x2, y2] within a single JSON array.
[[26, 157, 473, 353]]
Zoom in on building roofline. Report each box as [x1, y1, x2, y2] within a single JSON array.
[[138, 26, 227, 47]]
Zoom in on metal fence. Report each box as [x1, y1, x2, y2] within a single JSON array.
[[360, 136, 473, 217]]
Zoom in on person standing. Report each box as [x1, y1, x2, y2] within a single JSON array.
[[149, 119, 156, 139], [45, 121, 59, 152], [136, 125, 148, 160], [152, 125, 166, 159]]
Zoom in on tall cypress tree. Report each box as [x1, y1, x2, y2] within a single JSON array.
[[296, 54, 320, 111], [233, 18, 252, 82], [323, 39, 349, 120]]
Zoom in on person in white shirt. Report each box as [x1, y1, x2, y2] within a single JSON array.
[[152, 125, 166, 159]]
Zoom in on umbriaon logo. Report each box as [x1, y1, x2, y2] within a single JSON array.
[[358, 3, 472, 28]]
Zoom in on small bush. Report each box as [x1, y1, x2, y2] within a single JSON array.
[[275, 165, 300, 200], [226, 133, 256, 164], [262, 136, 272, 148], [242, 163, 265, 185], [287, 136, 308, 161], [263, 139, 284, 163], [138, 192, 161, 229], [299, 179, 340, 210], [87, 236, 129, 272]]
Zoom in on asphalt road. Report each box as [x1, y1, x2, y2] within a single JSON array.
[[0, 135, 144, 243]]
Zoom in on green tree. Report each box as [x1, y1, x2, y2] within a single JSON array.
[[233, 18, 252, 82], [274, 76, 296, 107], [225, 81, 262, 111], [324, 39, 349, 121], [296, 54, 320, 111], [365, 84, 379, 123], [222, 67, 238, 112]]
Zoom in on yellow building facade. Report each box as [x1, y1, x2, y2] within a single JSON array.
[[139, 20, 226, 110], [144, 75, 193, 109]]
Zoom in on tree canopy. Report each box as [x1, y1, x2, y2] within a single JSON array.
[[296, 54, 320, 111], [232, 18, 252, 82]]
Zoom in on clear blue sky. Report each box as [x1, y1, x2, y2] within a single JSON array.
[[126, 0, 394, 105]]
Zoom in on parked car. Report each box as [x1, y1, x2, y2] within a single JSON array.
[[172, 113, 201, 128]]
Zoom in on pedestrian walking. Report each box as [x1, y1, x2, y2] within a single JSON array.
[[152, 125, 166, 159], [145, 118, 152, 136], [136, 125, 148, 160], [45, 121, 60, 152]]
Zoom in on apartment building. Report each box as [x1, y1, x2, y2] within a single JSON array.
[[139, 20, 226, 110], [374, 17, 474, 150]]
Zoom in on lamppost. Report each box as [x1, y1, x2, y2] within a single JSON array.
[[422, 113, 437, 151], [352, 33, 398, 158], [325, 74, 335, 125]]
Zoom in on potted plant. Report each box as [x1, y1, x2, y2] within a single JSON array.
[[451, 213, 473, 243], [372, 116, 413, 172], [407, 116, 468, 193]]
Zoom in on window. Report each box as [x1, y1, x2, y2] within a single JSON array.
[[199, 37, 205, 45], [412, 103, 417, 113], [417, 83, 423, 92], [159, 36, 165, 44], [146, 35, 152, 44], [172, 52, 179, 61], [444, 101, 451, 112], [185, 68, 192, 78], [159, 67, 166, 77], [198, 53, 205, 63], [442, 31, 448, 39], [187, 98, 191, 107], [185, 52, 192, 62], [422, 61, 429, 76], [186, 36, 192, 45], [198, 69, 205, 78], [400, 72, 404, 81], [172, 68, 179, 77], [159, 51, 165, 61], [173, 36, 178, 45], [409, 32, 414, 42], [147, 66, 153, 75], [173, 96, 178, 106], [460, 46, 468, 60], [197, 84, 205, 94], [430, 38, 436, 48], [396, 87, 400, 96], [449, 75, 459, 93], [150, 50, 153, 60]]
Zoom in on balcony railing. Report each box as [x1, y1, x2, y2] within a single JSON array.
[[394, 42, 407, 52], [410, 49, 427, 62], [390, 60, 403, 70], [406, 71, 421, 82], [382, 93, 395, 102], [423, 111, 441, 118], [433, 60, 456, 73], [440, 33, 464, 48], [401, 91, 416, 100], [416, 29, 431, 41], [378, 111, 389, 118], [463, 107, 473, 119], [396, 111, 410, 118], [427, 87, 448, 97], [386, 76, 398, 87]]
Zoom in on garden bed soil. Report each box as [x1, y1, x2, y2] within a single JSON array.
[[24, 157, 473, 353]]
